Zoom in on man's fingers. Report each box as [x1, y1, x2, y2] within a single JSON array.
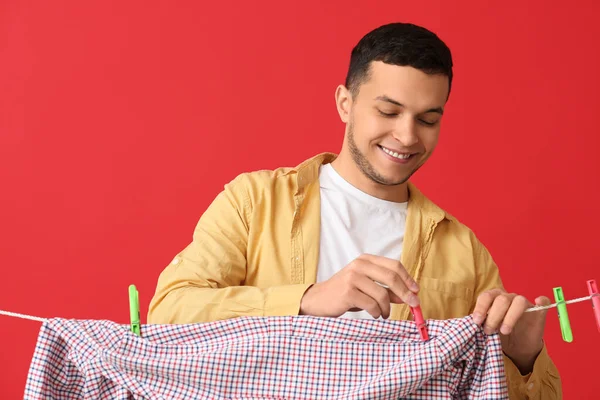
[[354, 262, 419, 307], [483, 293, 515, 334], [472, 288, 504, 325], [357, 254, 419, 292], [349, 288, 384, 319], [498, 295, 530, 335], [354, 275, 392, 319], [388, 290, 406, 304]]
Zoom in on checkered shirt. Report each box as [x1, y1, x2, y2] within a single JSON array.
[[24, 315, 508, 399]]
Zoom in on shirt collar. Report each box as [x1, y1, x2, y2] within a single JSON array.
[[287, 151, 448, 223]]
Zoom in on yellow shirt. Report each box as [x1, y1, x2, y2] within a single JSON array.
[[148, 152, 562, 399]]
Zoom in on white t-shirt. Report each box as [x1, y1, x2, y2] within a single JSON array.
[[316, 163, 408, 319]]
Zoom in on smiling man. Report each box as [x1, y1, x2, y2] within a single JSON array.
[[148, 22, 562, 399]]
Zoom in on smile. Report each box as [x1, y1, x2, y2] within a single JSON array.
[[379, 145, 413, 160]]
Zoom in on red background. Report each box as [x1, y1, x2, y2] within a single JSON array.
[[1, 1, 598, 398]]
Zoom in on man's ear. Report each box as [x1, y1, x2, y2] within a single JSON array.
[[335, 85, 352, 123]]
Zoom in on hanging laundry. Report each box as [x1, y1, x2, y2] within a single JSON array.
[[23, 315, 508, 399]]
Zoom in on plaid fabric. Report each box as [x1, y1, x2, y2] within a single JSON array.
[[24, 315, 508, 399]]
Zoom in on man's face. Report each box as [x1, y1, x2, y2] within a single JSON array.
[[339, 61, 449, 186]]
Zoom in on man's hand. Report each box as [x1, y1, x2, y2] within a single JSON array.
[[472, 289, 551, 374], [299, 254, 420, 319]]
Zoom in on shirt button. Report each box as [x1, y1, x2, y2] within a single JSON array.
[[172, 258, 180, 265], [528, 383, 534, 390]]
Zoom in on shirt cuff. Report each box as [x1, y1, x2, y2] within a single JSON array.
[[264, 284, 313, 316], [503, 341, 551, 398]]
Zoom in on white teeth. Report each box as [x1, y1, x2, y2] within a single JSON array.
[[382, 146, 411, 159]]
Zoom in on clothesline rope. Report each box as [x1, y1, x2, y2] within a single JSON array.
[[0, 310, 47, 322], [523, 295, 592, 312], [0, 295, 594, 323]]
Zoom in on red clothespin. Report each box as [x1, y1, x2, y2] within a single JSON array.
[[410, 306, 429, 341], [587, 279, 600, 333]]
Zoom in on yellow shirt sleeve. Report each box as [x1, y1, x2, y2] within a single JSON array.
[[473, 235, 562, 399], [147, 173, 312, 324], [503, 343, 562, 399]]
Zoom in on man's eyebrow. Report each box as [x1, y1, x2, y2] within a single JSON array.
[[375, 95, 444, 115]]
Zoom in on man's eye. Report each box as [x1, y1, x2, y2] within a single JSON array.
[[419, 119, 438, 126], [378, 110, 397, 117]]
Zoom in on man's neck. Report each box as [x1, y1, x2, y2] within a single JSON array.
[[330, 152, 409, 203]]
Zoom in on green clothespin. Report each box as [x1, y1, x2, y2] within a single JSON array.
[[129, 284, 141, 337], [553, 287, 573, 343]]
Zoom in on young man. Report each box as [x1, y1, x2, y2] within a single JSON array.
[[148, 22, 562, 399]]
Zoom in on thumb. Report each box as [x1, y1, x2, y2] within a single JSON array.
[[534, 296, 552, 318], [535, 296, 552, 307]]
